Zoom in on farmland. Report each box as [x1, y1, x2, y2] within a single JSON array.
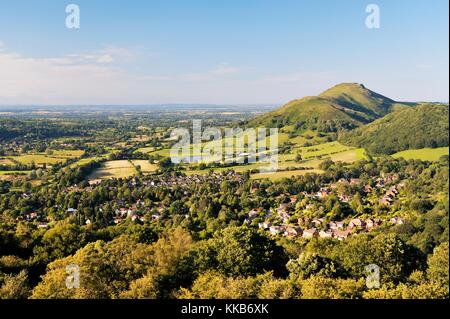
[[392, 147, 449, 161], [4, 150, 85, 166], [131, 160, 158, 174], [88, 160, 137, 180]]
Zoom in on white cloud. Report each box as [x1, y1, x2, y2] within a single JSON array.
[[0, 46, 337, 105], [180, 63, 241, 81], [0, 44, 341, 105], [96, 54, 114, 63], [210, 63, 241, 75]]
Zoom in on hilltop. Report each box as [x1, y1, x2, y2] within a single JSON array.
[[339, 103, 449, 155], [249, 83, 410, 131]]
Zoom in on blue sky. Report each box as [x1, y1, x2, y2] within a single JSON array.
[[0, 0, 448, 105]]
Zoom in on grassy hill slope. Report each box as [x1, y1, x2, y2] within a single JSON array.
[[249, 83, 410, 130]]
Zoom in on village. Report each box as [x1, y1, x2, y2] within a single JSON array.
[[14, 169, 409, 242], [246, 173, 407, 241]]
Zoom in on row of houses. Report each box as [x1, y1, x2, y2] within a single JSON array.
[[141, 171, 243, 189], [258, 216, 405, 240]]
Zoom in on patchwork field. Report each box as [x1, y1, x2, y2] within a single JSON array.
[[392, 147, 449, 161], [175, 138, 367, 179], [88, 160, 137, 180]]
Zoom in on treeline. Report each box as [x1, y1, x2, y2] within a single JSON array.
[[0, 226, 447, 299]]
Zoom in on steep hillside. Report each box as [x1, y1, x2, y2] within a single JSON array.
[[249, 83, 409, 131], [339, 103, 449, 155]]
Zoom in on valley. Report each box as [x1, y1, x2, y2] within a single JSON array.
[[0, 83, 448, 300]]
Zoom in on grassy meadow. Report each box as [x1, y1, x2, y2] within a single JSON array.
[[392, 147, 449, 161]]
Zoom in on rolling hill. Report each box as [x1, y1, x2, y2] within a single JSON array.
[[249, 83, 410, 130], [339, 103, 449, 155]]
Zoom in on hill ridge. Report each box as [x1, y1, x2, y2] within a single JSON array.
[[249, 82, 409, 130]]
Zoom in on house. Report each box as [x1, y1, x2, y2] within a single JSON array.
[[312, 218, 324, 227], [113, 217, 123, 224], [88, 179, 102, 186], [302, 229, 318, 239], [339, 195, 350, 203], [336, 221, 345, 229], [375, 178, 385, 188], [247, 210, 259, 220], [30, 212, 39, 219], [37, 223, 49, 229], [85, 219, 91, 225], [277, 203, 290, 214], [380, 196, 393, 206], [334, 229, 351, 240], [390, 217, 405, 225], [316, 187, 331, 199], [386, 186, 398, 198], [258, 221, 272, 230], [328, 221, 338, 230], [364, 185, 373, 193], [319, 230, 333, 238], [278, 211, 291, 223], [365, 219, 375, 230], [269, 226, 284, 235], [67, 208, 77, 214], [284, 226, 303, 237], [349, 218, 366, 228]]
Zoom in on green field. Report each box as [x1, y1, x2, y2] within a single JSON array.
[[392, 147, 449, 161], [88, 160, 137, 180], [67, 157, 101, 169], [135, 146, 156, 154], [50, 150, 85, 158], [5, 150, 85, 166], [251, 169, 323, 180], [131, 160, 158, 173], [0, 170, 30, 175], [181, 139, 367, 178], [7, 154, 67, 166]]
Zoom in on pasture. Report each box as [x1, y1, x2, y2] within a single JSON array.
[[131, 160, 158, 174], [392, 147, 449, 161], [88, 160, 137, 180]]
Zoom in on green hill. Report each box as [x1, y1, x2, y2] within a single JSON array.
[[339, 103, 449, 155], [249, 83, 409, 131]]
